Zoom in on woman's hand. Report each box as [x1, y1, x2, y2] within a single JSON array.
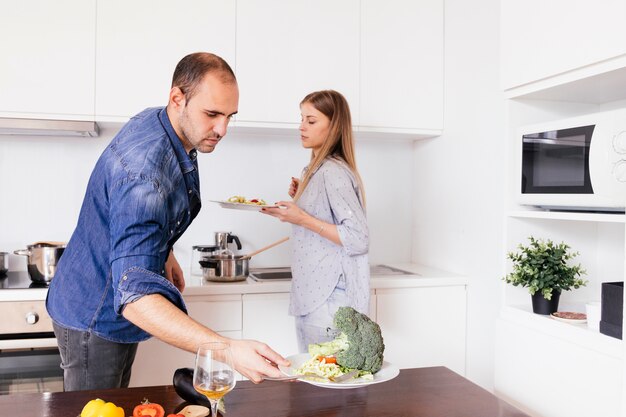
[[288, 177, 299, 198], [165, 250, 185, 292], [228, 338, 290, 383], [261, 201, 306, 225]]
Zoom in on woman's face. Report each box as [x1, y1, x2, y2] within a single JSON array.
[[300, 102, 330, 153]]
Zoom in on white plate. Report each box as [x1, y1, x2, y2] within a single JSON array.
[[279, 353, 399, 389], [209, 200, 278, 211]]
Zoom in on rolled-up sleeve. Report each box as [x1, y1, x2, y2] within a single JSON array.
[[324, 168, 369, 256], [109, 178, 186, 315]]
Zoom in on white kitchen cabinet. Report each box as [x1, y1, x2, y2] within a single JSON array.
[[501, 0, 626, 93], [242, 293, 298, 357], [375, 286, 466, 375], [0, 0, 96, 118], [495, 317, 622, 417], [360, 0, 444, 132], [234, 0, 360, 126], [95, 0, 236, 121], [129, 294, 242, 387]]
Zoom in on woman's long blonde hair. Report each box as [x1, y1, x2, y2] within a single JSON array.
[[294, 90, 365, 206]]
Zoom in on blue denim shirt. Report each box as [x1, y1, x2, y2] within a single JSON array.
[[46, 107, 201, 343]]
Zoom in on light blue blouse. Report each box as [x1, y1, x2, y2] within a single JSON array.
[[289, 157, 370, 317]]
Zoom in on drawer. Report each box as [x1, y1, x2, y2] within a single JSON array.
[[0, 300, 54, 334], [185, 294, 242, 332]]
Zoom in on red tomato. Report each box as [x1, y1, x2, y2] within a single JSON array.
[[133, 400, 165, 417]]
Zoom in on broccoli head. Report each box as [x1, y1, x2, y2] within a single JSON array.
[[308, 306, 385, 373]]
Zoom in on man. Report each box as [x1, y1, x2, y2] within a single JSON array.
[[46, 52, 288, 391]]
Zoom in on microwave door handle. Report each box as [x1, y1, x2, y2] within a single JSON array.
[[523, 138, 588, 147]]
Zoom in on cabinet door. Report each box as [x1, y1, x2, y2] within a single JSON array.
[[360, 0, 444, 130], [235, 0, 360, 126], [0, 0, 95, 118], [129, 295, 242, 387], [376, 286, 466, 375], [96, 0, 236, 120], [242, 293, 298, 357], [501, 0, 626, 90]]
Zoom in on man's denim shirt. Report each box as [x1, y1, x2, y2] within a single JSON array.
[[46, 107, 201, 343]]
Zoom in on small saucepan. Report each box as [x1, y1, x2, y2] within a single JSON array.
[[200, 237, 289, 282], [14, 241, 66, 283]]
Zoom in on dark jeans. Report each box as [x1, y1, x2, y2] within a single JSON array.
[[53, 322, 138, 391]]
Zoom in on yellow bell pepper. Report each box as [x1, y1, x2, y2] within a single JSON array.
[[81, 398, 125, 417]]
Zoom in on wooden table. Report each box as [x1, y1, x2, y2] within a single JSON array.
[[0, 367, 528, 416]]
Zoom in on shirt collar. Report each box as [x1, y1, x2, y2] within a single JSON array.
[[158, 108, 197, 173]]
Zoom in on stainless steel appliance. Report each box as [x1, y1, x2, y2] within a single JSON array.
[[0, 253, 7, 276], [517, 108, 626, 211], [0, 271, 62, 394], [14, 242, 66, 283]]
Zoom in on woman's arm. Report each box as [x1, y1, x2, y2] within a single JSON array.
[[262, 201, 342, 245]]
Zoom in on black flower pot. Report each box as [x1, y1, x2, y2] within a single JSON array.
[[531, 291, 561, 315]]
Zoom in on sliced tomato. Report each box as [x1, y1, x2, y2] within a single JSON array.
[[133, 400, 165, 417]]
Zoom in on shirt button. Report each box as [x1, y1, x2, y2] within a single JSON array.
[[177, 221, 180, 225], [188, 189, 192, 194], [122, 275, 128, 281]]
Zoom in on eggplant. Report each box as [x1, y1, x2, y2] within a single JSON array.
[[173, 368, 212, 408]]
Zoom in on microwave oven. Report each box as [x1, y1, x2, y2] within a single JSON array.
[[516, 108, 626, 212]]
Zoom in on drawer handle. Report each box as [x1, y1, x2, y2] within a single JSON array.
[[25, 312, 39, 325]]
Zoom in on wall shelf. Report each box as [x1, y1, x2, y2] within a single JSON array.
[[501, 305, 623, 359], [508, 210, 626, 223]]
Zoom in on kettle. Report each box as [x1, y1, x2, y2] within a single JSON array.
[[214, 231, 242, 253]]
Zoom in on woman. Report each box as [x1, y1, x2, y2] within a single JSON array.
[[262, 90, 369, 352]]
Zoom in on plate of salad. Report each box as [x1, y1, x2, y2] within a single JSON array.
[[278, 306, 399, 389], [279, 353, 399, 389], [210, 196, 278, 211]]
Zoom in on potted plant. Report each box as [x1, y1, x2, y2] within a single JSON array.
[[503, 236, 588, 315]]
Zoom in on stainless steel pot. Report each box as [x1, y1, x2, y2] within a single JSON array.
[[200, 255, 249, 282], [0, 252, 8, 276], [14, 243, 66, 283]]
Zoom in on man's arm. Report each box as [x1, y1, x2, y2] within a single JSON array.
[[122, 294, 289, 382]]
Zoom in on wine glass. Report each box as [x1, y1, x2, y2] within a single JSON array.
[[193, 342, 237, 417]]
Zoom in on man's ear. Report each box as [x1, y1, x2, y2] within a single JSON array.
[[169, 86, 186, 109]]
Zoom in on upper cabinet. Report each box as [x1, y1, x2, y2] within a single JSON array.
[[235, 0, 444, 138], [501, 0, 626, 99], [360, 0, 444, 132], [95, 0, 236, 121], [1, 1, 444, 139], [0, 0, 96, 119], [234, 0, 360, 127]]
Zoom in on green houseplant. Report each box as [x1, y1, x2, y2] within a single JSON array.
[[503, 236, 587, 314]]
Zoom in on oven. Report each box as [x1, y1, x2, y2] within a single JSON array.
[[0, 271, 63, 394]]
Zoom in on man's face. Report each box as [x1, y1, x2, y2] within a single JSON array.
[[169, 73, 239, 153]]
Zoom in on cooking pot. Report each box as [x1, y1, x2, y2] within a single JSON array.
[[200, 255, 249, 282], [199, 237, 290, 282], [0, 252, 8, 276], [14, 242, 66, 283]]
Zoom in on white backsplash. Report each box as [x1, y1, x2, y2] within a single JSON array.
[[0, 124, 414, 273]]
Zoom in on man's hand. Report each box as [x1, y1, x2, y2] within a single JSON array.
[[165, 250, 185, 292], [229, 339, 290, 383]]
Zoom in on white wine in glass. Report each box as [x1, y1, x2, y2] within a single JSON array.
[[193, 342, 236, 416]]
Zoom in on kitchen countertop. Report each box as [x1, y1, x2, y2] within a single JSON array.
[[0, 367, 528, 417], [0, 263, 467, 302]]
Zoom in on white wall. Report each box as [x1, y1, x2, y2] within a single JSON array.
[[0, 124, 414, 274], [411, 0, 505, 390]]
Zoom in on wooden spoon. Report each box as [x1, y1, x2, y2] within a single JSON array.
[[240, 236, 289, 260]]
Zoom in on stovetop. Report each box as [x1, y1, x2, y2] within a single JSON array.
[[0, 271, 49, 289]]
